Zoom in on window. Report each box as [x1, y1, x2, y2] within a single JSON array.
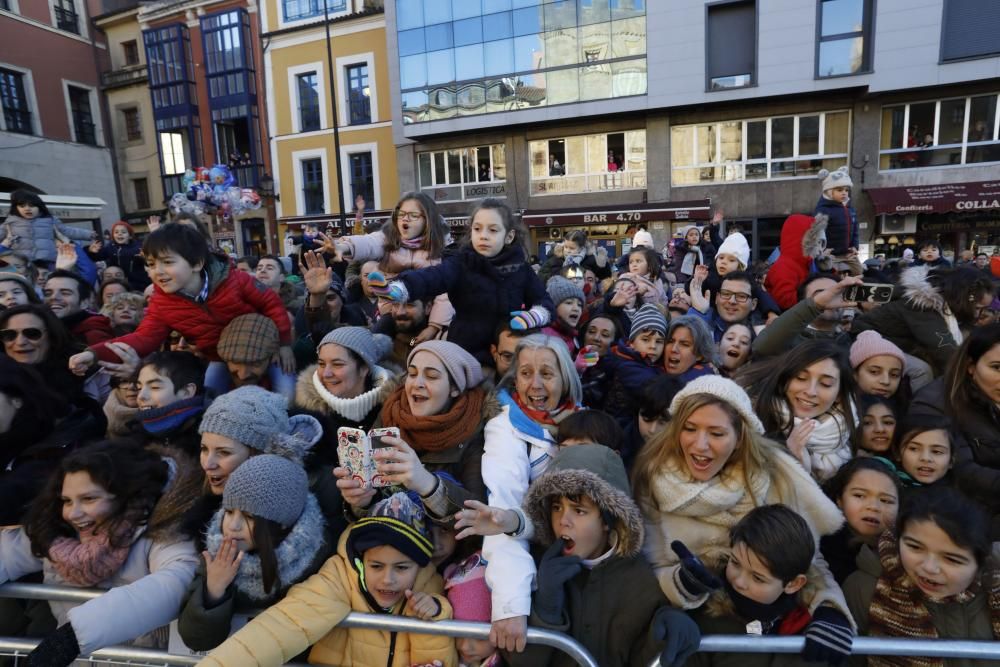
[[54, 0, 78, 34], [123, 107, 141, 141], [349, 152, 374, 211], [302, 157, 324, 215], [201, 10, 253, 100], [706, 0, 756, 90], [941, 0, 1000, 61], [122, 40, 139, 66], [296, 72, 320, 132], [816, 0, 872, 77], [283, 0, 345, 22], [159, 131, 188, 174], [133, 178, 150, 210], [0, 68, 32, 134], [529, 130, 646, 195], [671, 111, 850, 185], [346, 64, 370, 125], [144, 24, 196, 112], [417, 144, 507, 200], [68, 85, 96, 145], [0, 1, 11, 11], [879, 94, 1000, 169]]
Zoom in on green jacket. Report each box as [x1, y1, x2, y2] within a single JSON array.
[[751, 297, 849, 358]]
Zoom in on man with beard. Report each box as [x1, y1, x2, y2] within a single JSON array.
[[380, 298, 435, 369], [751, 273, 861, 357], [215, 313, 287, 397]]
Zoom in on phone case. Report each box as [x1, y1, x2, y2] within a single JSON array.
[[336, 427, 395, 488]]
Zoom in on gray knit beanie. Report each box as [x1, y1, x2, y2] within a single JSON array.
[[317, 326, 391, 371], [223, 454, 308, 526], [198, 386, 321, 460], [629, 303, 667, 340], [546, 276, 585, 307]]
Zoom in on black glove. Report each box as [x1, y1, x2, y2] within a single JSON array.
[[28, 623, 80, 667], [653, 606, 701, 667], [533, 538, 583, 624], [802, 606, 853, 666], [671, 540, 722, 597]]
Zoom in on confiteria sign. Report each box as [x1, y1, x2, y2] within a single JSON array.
[[867, 181, 1000, 215]]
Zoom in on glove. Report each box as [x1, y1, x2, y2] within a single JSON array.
[[28, 623, 80, 667], [671, 540, 722, 597], [802, 606, 853, 666], [574, 345, 600, 372], [653, 606, 701, 667], [510, 308, 548, 331], [367, 271, 406, 302], [533, 538, 583, 624]]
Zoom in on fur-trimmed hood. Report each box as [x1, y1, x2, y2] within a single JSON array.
[[778, 213, 828, 266], [524, 444, 643, 558], [899, 264, 946, 313]]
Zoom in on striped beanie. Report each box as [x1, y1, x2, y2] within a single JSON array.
[[629, 303, 667, 340], [347, 492, 434, 567]]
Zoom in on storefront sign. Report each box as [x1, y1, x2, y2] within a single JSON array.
[[522, 200, 711, 227], [867, 181, 1000, 215], [423, 182, 507, 202]]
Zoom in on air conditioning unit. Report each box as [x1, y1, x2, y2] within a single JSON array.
[[880, 215, 917, 235], [550, 228, 561, 239]]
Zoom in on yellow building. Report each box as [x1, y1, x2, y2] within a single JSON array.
[[260, 0, 397, 237], [95, 4, 164, 230]]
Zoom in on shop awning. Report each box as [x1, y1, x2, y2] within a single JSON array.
[[522, 200, 711, 227], [867, 181, 1000, 215]]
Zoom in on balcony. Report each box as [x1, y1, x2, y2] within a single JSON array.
[[101, 66, 148, 91]]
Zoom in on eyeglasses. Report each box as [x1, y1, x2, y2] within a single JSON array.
[[0, 327, 45, 343], [718, 290, 752, 304], [398, 211, 425, 221]]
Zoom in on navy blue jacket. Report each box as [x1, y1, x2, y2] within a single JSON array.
[[89, 239, 150, 288], [814, 196, 858, 255], [397, 244, 553, 364]]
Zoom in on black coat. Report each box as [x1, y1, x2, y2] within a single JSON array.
[[397, 245, 553, 364], [89, 240, 150, 288]]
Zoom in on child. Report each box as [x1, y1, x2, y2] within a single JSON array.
[[702, 231, 781, 325], [444, 553, 502, 667], [856, 395, 897, 456], [87, 220, 150, 289], [688, 505, 820, 666], [368, 198, 553, 365], [554, 408, 626, 454], [598, 303, 666, 425], [66, 223, 295, 395], [538, 229, 611, 283], [327, 192, 454, 342], [893, 416, 954, 488], [133, 350, 207, 459], [913, 240, 952, 268], [200, 492, 457, 667], [814, 167, 861, 276], [670, 225, 714, 282], [850, 330, 908, 401], [542, 276, 584, 356], [622, 246, 668, 306], [718, 321, 753, 377], [1, 189, 96, 266], [844, 487, 1000, 658], [821, 458, 901, 584], [177, 454, 333, 652]]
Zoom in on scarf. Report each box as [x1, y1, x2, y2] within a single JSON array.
[[48, 519, 137, 587], [726, 580, 809, 635], [563, 250, 586, 266], [777, 403, 852, 483], [868, 531, 1000, 667], [680, 245, 704, 276], [379, 386, 486, 453], [311, 366, 390, 423], [652, 460, 770, 529], [512, 392, 578, 436], [401, 235, 424, 250], [139, 396, 205, 436], [104, 390, 140, 438]]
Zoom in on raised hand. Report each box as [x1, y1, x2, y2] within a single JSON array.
[[454, 500, 520, 539], [670, 540, 722, 597], [55, 242, 78, 271], [146, 215, 161, 232], [203, 538, 244, 605], [302, 250, 334, 296]]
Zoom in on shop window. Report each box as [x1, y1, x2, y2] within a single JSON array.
[[879, 95, 1000, 170], [941, 0, 1000, 62], [706, 0, 756, 90], [417, 143, 507, 201], [530, 129, 646, 195], [816, 0, 872, 77]]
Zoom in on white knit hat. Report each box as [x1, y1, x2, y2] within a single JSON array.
[[669, 375, 765, 434], [715, 233, 750, 269], [819, 166, 852, 192]]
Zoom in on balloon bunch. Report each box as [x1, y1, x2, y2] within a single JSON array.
[[167, 164, 263, 221]]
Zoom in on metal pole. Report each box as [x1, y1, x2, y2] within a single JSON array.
[[323, 0, 348, 231]]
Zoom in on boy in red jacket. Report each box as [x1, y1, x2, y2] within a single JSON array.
[[68, 224, 294, 393]]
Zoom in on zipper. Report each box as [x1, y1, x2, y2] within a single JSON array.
[[385, 630, 397, 667]]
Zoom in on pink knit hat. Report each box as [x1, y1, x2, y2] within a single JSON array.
[[849, 330, 907, 370], [444, 553, 492, 623], [407, 340, 484, 392]]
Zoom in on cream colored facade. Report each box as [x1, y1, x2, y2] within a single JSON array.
[[260, 0, 397, 226], [95, 6, 164, 224]]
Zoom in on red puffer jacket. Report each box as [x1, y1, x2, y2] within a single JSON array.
[[88, 254, 291, 363]]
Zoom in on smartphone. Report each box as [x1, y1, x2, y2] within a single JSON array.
[[844, 283, 894, 304], [336, 427, 394, 488]]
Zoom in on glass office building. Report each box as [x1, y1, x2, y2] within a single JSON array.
[[396, 0, 646, 123]]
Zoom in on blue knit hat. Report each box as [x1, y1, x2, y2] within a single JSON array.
[[629, 303, 667, 340]]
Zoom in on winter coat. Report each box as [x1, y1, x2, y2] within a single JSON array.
[[482, 388, 561, 621], [197, 528, 457, 667], [843, 542, 1000, 667], [538, 251, 611, 284], [341, 229, 455, 330], [395, 245, 553, 365], [599, 341, 663, 425], [641, 439, 852, 622], [910, 378, 1000, 538], [89, 239, 149, 288], [688, 595, 814, 667], [509, 445, 670, 667], [177, 495, 334, 652], [852, 265, 962, 375], [88, 254, 291, 364], [0, 481, 199, 655], [814, 197, 858, 255], [541, 319, 579, 357], [1, 214, 94, 263], [62, 310, 115, 346], [765, 214, 829, 311], [668, 238, 716, 280], [752, 297, 850, 358], [699, 270, 782, 321]]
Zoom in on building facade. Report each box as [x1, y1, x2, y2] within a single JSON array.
[[0, 0, 120, 230], [384, 0, 1000, 262], [259, 0, 399, 239]]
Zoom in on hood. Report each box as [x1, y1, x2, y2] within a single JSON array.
[[778, 214, 828, 265], [206, 252, 233, 293], [898, 264, 945, 312], [524, 444, 643, 558]]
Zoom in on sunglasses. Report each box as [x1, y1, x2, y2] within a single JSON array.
[[0, 327, 45, 343]]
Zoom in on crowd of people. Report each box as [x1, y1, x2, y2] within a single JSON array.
[[0, 177, 998, 667]]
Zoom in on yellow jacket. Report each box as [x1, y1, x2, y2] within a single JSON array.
[[197, 530, 457, 667]]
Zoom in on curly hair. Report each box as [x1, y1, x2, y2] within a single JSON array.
[[100, 291, 145, 322], [24, 441, 168, 557]]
